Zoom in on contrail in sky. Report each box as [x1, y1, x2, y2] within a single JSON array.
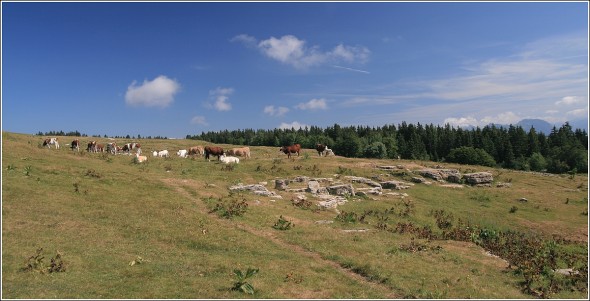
[[332, 65, 370, 74]]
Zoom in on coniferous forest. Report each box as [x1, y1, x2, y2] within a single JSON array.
[[187, 122, 588, 174]]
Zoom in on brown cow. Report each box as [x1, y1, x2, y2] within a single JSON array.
[[279, 144, 301, 159], [87, 141, 97, 152], [227, 147, 251, 159], [71, 139, 80, 152], [188, 146, 205, 156], [316, 144, 327, 156], [95, 143, 105, 153], [204, 146, 224, 161]]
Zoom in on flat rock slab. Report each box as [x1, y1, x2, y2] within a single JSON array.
[[463, 172, 493, 185]]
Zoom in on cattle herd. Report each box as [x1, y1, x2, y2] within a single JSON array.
[[41, 137, 335, 163]]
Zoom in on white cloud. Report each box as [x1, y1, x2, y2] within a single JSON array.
[[556, 96, 584, 106], [443, 116, 478, 127], [209, 87, 233, 111], [481, 111, 522, 125], [230, 34, 257, 47], [233, 34, 370, 69], [295, 98, 328, 110], [279, 121, 309, 130], [190, 116, 209, 126], [125, 75, 180, 108], [566, 107, 588, 118], [264, 105, 289, 117]]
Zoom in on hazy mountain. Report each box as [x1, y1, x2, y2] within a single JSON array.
[[460, 118, 587, 134], [516, 119, 554, 134]]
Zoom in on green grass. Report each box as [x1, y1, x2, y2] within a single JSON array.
[[2, 132, 588, 298]]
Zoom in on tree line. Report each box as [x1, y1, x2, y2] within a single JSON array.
[[186, 122, 588, 174], [36, 131, 169, 140]]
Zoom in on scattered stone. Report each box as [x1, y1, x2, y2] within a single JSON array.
[[293, 176, 310, 183], [317, 195, 348, 209], [315, 220, 334, 224], [259, 181, 268, 186], [496, 182, 512, 188], [554, 268, 580, 276], [306, 180, 321, 194], [344, 176, 382, 188], [285, 188, 307, 193], [274, 179, 289, 190], [416, 169, 444, 181], [327, 184, 355, 196], [440, 184, 464, 189], [519, 198, 528, 203], [342, 229, 370, 233], [229, 184, 280, 197], [411, 176, 427, 183], [385, 192, 409, 197], [380, 180, 412, 190]]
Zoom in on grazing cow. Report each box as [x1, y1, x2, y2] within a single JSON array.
[[135, 153, 148, 163], [70, 139, 80, 152], [324, 146, 334, 156], [279, 144, 301, 159], [177, 149, 188, 158], [106, 142, 118, 155], [43, 138, 60, 149], [204, 146, 224, 161], [220, 154, 240, 164], [152, 150, 169, 158], [122, 143, 141, 155], [87, 141, 97, 152], [316, 144, 327, 156], [188, 146, 205, 156], [227, 147, 251, 159], [95, 144, 105, 153]]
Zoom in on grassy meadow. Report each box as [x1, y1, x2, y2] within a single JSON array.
[[2, 131, 588, 299]]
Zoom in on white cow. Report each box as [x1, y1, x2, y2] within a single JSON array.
[[177, 149, 188, 158], [155, 150, 169, 158], [323, 147, 334, 156], [43, 138, 60, 149], [219, 154, 240, 164]]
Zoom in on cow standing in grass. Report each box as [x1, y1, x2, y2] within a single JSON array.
[[279, 144, 301, 159], [43, 137, 60, 149], [204, 146, 224, 161], [316, 144, 327, 156], [70, 139, 80, 152], [227, 147, 251, 159]]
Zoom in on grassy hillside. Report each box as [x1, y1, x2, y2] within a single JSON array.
[[2, 132, 587, 299]]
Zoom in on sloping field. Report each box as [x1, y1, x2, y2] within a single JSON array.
[[2, 132, 588, 298]]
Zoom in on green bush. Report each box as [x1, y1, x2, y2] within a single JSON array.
[[447, 146, 496, 167]]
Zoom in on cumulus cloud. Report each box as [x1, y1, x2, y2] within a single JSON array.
[[264, 105, 290, 117], [233, 34, 370, 69], [444, 112, 523, 127], [190, 116, 209, 126], [125, 75, 180, 108], [279, 121, 309, 130], [481, 111, 522, 125], [209, 87, 233, 111], [295, 98, 328, 110], [556, 96, 584, 106], [443, 116, 478, 127], [566, 107, 588, 118]]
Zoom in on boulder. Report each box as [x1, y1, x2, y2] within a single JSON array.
[[380, 180, 412, 190], [230, 184, 280, 197], [275, 179, 289, 190], [327, 184, 355, 196], [416, 169, 444, 181], [306, 180, 321, 194], [344, 176, 382, 188], [317, 194, 348, 209], [463, 172, 493, 185]]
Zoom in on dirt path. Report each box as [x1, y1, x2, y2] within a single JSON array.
[[162, 178, 400, 298]]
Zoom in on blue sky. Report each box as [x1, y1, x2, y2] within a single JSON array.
[[2, 1, 588, 138]]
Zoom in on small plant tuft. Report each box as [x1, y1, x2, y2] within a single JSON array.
[[231, 267, 259, 295], [273, 215, 294, 230]]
